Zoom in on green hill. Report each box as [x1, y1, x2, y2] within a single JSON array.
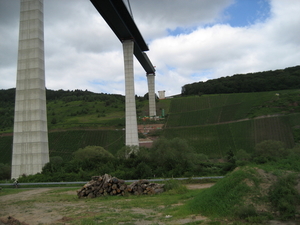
[[1, 87, 300, 165], [182, 65, 300, 95]]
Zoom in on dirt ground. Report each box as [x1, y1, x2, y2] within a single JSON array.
[[0, 182, 297, 225], [0, 184, 213, 225]]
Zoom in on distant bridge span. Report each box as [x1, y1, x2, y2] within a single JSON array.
[[91, 0, 156, 74]]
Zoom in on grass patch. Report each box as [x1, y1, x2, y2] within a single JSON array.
[[186, 168, 259, 218], [0, 188, 28, 196]]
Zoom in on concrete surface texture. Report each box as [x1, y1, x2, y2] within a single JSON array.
[[147, 73, 156, 117], [11, 0, 49, 178], [123, 40, 139, 147]]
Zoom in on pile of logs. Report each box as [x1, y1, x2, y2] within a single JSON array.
[[77, 174, 127, 198], [127, 179, 164, 195], [76, 174, 165, 198]]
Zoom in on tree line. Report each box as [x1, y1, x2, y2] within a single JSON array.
[[1, 138, 300, 182], [182, 65, 300, 96], [0, 89, 127, 132]]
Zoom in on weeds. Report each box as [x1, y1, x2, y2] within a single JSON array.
[[164, 179, 188, 194]]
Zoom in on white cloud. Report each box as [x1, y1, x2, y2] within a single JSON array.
[[0, 0, 299, 97], [147, 0, 300, 94]]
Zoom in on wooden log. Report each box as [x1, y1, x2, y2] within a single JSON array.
[[137, 186, 143, 194], [140, 179, 149, 184], [112, 177, 119, 184], [118, 179, 125, 184], [155, 188, 164, 194], [120, 184, 127, 191], [87, 192, 95, 198]]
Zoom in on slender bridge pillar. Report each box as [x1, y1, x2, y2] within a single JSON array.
[[11, 0, 49, 178], [147, 73, 156, 117], [123, 40, 139, 147]]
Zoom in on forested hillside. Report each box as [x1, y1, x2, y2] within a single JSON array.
[[182, 65, 300, 95], [0, 89, 148, 133]]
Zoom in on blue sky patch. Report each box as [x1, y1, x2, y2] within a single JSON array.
[[223, 0, 271, 27], [167, 26, 197, 36]]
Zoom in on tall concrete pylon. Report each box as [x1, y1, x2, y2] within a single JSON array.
[[146, 73, 156, 117], [11, 0, 49, 178], [123, 40, 139, 147]]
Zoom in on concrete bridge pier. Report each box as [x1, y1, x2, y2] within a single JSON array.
[[147, 73, 156, 117], [11, 0, 49, 179], [122, 40, 139, 148]]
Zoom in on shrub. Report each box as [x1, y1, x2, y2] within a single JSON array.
[[42, 156, 64, 174], [0, 163, 11, 180], [268, 173, 300, 219], [150, 137, 198, 175], [164, 179, 188, 194], [136, 162, 152, 179], [235, 149, 252, 166], [254, 140, 288, 162], [234, 204, 257, 219], [73, 146, 114, 162]]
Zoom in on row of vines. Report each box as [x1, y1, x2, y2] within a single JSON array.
[[163, 115, 296, 158], [49, 130, 125, 161], [0, 130, 125, 165], [166, 91, 290, 127]]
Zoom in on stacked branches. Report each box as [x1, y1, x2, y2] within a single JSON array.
[[77, 174, 165, 198]]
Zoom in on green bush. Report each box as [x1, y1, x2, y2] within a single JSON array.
[[268, 173, 300, 219], [234, 204, 257, 219], [42, 156, 64, 174], [254, 140, 288, 163], [70, 146, 115, 171], [164, 179, 188, 194], [235, 149, 252, 166], [0, 163, 10, 180], [73, 146, 114, 162]]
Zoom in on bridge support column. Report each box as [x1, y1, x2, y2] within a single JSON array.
[[147, 73, 156, 117], [11, 0, 49, 178], [122, 40, 139, 148]]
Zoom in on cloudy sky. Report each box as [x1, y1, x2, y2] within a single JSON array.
[[0, 0, 299, 96]]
